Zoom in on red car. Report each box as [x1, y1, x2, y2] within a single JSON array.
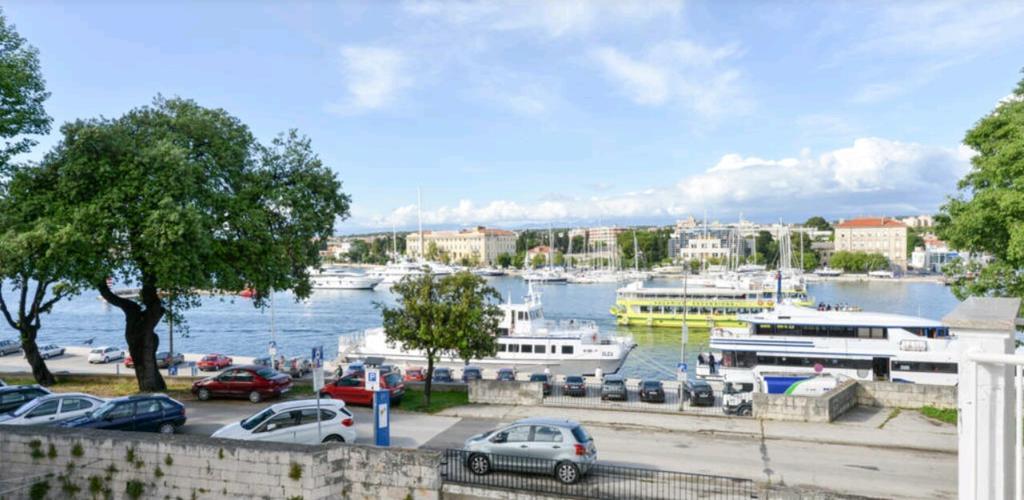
[[197, 354, 233, 371], [191, 365, 292, 403], [320, 372, 405, 406], [404, 367, 425, 382]]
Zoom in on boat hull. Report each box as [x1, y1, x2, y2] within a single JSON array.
[[341, 350, 632, 376]]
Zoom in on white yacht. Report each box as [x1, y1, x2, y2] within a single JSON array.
[[472, 267, 507, 277], [813, 267, 843, 277], [372, 260, 454, 285], [522, 268, 568, 284], [868, 270, 895, 279], [310, 269, 382, 290], [703, 305, 960, 386], [337, 287, 636, 375]]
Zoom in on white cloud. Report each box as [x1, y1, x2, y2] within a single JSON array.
[[590, 40, 748, 116], [402, 0, 683, 38], [363, 138, 971, 228], [329, 46, 410, 112]]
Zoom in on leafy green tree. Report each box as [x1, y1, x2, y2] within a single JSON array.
[[378, 272, 500, 406], [530, 254, 546, 268], [830, 251, 889, 273], [755, 231, 778, 267], [0, 9, 50, 172], [906, 229, 925, 256], [0, 165, 81, 386], [552, 251, 565, 267], [41, 97, 350, 391], [346, 240, 370, 263], [496, 252, 512, 268], [425, 241, 440, 261], [936, 72, 1024, 299], [512, 251, 525, 269], [804, 216, 832, 232]]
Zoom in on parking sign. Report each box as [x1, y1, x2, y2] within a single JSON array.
[[311, 345, 324, 368], [365, 368, 380, 391]]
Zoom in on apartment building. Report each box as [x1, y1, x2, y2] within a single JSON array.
[[833, 217, 908, 270]]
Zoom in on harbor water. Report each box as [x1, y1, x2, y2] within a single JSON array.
[[27, 277, 960, 380]]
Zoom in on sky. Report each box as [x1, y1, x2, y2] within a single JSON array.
[[6, 0, 1024, 233]]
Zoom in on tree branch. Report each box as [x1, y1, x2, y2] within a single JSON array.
[[97, 279, 140, 313], [0, 284, 19, 330], [17, 275, 28, 326], [29, 275, 46, 321]]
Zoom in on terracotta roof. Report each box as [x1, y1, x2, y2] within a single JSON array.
[[528, 245, 552, 253], [835, 217, 907, 229]]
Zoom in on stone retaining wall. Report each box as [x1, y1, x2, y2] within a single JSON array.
[[753, 380, 858, 423], [855, 380, 957, 410], [0, 426, 441, 500], [468, 380, 543, 405]]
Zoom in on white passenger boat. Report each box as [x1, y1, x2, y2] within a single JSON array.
[[813, 266, 843, 277], [337, 287, 635, 375], [372, 260, 454, 285], [310, 270, 382, 290], [704, 305, 960, 386], [522, 268, 568, 284], [868, 270, 895, 279], [472, 267, 507, 277]]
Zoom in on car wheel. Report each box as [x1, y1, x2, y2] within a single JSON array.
[[197, 388, 211, 401], [103, 356, 109, 363], [468, 453, 491, 476], [158, 423, 175, 435], [321, 435, 345, 443], [555, 461, 580, 484], [741, 405, 752, 417], [248, 391, 262, 403]]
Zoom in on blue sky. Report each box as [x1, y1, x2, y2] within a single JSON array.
[[6, 1, 1024, 232]]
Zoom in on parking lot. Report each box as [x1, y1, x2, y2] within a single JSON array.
[[540, 376, 738, 417]]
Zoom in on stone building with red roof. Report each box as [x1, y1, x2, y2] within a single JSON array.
[[833, 217, 908, 270]]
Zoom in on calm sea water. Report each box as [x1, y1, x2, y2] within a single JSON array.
[[29, 277, 960, 379]]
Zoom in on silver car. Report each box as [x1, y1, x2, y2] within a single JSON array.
[[462, 417, 597, 484], [0, 340, 21, 356], [0, 393, 106, 426]]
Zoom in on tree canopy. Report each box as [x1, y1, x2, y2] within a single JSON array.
[[936, 70, 1024, 299], [829, 251, 889, 273], [0, 9, 50, 171], [803, 216, 832, 233], [378, 271, 500, 406], [39, 96, 351, 390]]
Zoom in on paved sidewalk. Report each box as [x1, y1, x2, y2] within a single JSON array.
[[437, 403, 957, 454]]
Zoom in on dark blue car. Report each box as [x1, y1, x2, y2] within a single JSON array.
[[61, 394, 186, 434]]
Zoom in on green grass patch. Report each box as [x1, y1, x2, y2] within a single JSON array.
[[877, 408, 901, 429], [920, 406, 957, 425], [3, 375, 195, 399], [396, 388, 468, 414]]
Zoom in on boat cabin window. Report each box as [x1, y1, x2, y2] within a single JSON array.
[[755, 323, 887, 339], [891, 361, 957, 373], [535, 344, 545, 354], [757, 355, 873, 370], [497, 344, 507, 352], [496, 328, 509, 337], [517, 311, 526, 321], [904, 327, 950, 338], [721, 351, 756, 368], [550, 345, 556, 354], [508, 344, 520, 353], [521, 345, 533, 353], [561, 345, 574, 355]]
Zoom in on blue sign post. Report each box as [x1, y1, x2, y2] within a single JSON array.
[[374, 390, 390, 447]]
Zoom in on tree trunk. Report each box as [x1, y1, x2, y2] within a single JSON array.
[[20, 325, 55, 386], [424, 354, 434, 407], [98, 279, 166, 392]]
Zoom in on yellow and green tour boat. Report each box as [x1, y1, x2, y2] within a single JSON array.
[[610, 280, 814, 328]]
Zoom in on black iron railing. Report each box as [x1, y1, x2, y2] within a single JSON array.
[[440, 449, 761, 499]]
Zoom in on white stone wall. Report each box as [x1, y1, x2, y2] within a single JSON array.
[[0, 426, 441, 500]]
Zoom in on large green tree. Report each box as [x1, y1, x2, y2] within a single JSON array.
[[378, 271, 500, 407], [0, 9, 49, 172], [41, 97, 350, 391], [936, 72, 1024, 299], [803, 216, 832, 233]]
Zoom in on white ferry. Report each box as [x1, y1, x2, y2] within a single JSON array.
[[310, 269, 383, 290], [705, 305, 959, 386], [337, 287, 635, 375]]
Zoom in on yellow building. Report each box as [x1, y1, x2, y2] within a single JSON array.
[[406, 226, 517, 265], [833, 217, 908, 269]]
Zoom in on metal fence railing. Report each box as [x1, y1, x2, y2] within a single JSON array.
[[440, 449, 762, 499], [541, 379, 738, 418]]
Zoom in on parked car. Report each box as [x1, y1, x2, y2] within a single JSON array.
[[59, 394, 186, 434], [380, 364, 400, 376], [37, 344, 65, 360], [461, 366, 483, 382], [432, 367, 454, 383], [562, 375, 587, 397], [0, 393, 105, 426], [252, 356, 272, 368], [0, 339, 21, 356], [157, 351, 185, 368], [462, 417, 597, 484], [496, 368, 517, 382], [197, 353, 233, 371], [344, 361, 366, 376], [683, 380, 715, 406], [192, 365, 293, 403], [87, 346, 124, 364], [0, 385, 52, 415], [639, 380, 665, 403], [529, 373, 552, 396], [404, 366, 425, 382], [211, 399, 355, 444], [320, 371, 405, 406], [600, 374, 627, 401], [287, 357, 312, 377], [722, 382, 753, 416]]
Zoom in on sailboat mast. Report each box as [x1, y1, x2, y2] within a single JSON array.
[[417, 188, 424, 259]]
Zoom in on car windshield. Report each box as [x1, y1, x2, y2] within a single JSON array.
[[90, 348, 103, 354], [529, 374, 547, 382], [90, 400, 119, 419], [11, 398, 41, 417], [643, 381, 661, 389], [435, 369, 449, 375], [156, 351, 168, 357], [566, 376, 583, 383], [203, 355, 217, 361], [571, 425, 592, 443], [241, 408, 275, 430], [255, 367, 277, 379], [604, 379, 624, 386]]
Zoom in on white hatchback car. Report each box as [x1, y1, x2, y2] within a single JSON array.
[[211, 399, 356, 445], [0, 393, 106, 426], [88, 346, 124, 363]]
